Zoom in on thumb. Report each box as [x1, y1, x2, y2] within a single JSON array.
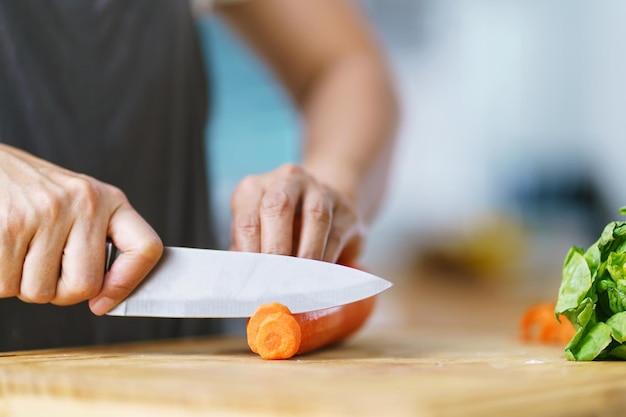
[[89, 203, 163, 315]]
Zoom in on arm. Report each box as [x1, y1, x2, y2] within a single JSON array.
[[218, 0, 398, 262]]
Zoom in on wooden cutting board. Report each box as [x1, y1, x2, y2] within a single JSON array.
[[1, 323, 625, 417]]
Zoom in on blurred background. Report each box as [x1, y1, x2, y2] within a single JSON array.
[[197, 0, 626, 310]]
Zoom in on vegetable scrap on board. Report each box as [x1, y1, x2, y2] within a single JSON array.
[[520, 301, 575, 346], [247, 297, 376, 360], [246, 262, 378, 360]]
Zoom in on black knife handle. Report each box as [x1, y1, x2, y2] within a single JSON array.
[[105, 239, 119, 273]]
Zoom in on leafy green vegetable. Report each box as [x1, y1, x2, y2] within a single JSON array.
[[555, 248, 591, 314], [609, 343, 626, 359], [606, 312, 626, 342], [555, 207, 626, 360], [566, 322, 612, 361]]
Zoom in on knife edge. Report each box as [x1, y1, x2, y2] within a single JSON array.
[[108, 279, 392, 318], [105, 246, 393, 318]]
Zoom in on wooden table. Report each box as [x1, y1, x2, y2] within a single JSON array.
[[1, 264, 624, 416]]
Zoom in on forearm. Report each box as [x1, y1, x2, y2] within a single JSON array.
[[300, 51, 398, 225], [218, 0, 399, 225]]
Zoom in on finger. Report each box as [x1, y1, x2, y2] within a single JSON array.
[[88, 203, 163, 316], [323, 215, 364, 264], [295, 187, 332, 260], [259, 180, 302, 255], [336, 235, 363, 266], [52, 176, 110, 305], [230, 176, 263, 252], [0, 215, 30, 298], [320, 202, 357, 264], [52, 220, 108, 306], [19, 218, 66, 304], [291, 212, 302, 257], [321, 225, 344, 264]]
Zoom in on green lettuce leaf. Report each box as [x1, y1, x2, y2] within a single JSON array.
[[555, 248, 591, 315], [555, 208, 626, 360], [565, 322, 612, 361], [606, 312, 626, 342]]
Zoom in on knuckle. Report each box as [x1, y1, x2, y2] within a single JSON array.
[[34, 189, 63, 223], [298, 246, 323, 260], [264, 245, 288, 255], [0, 280, 19, 298], [104, 277, 136, 299], [277, 163, 301, 177], [261, 190, 292, 215], [137, 236, 164, 265], [53, 274, 101, 305], [69, 177, 101, 216], [20, 287, 56, 304], [262, 237, 292, 256], [0, 206, 28, 238], [55, 294, 78, 306], [68, 281, 101, 302], [327, 227, 344, 247], [61, 277, 102, 305], [104, 184, 129, 205], [304, 198, 332, 225], [233, 175, 261, 197], [233, 214, 260, 239]]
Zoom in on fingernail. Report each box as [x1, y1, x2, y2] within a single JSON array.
[[91, 297, 116, 315]]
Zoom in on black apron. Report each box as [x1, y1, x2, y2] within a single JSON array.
[[0, 0, 224, 350]]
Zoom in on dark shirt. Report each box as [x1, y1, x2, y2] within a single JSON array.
[[0, 0, 224, 351]]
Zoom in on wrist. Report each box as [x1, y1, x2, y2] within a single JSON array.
[[302, 160, 359, 203]]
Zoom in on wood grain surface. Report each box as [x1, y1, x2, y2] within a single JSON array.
[[0, 257, 621, 417], [1, 322, 625, 417]]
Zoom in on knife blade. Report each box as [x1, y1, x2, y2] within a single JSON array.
[[105, 244, 392, 318]]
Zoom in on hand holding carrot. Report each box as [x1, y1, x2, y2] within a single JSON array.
[[229, 163, 364, 264]]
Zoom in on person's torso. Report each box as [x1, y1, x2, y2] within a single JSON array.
[[0, 0, 222, 350], [0, 0, 214, 248]]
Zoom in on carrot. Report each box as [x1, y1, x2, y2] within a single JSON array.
[[520, 301, 576, 345], [254, 311, 302, 360], [247, 296, 376, 360], [247, 262, 379, 360], [246, 302, 292, 354]]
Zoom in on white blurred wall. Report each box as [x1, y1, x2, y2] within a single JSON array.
[[360, 0, 626, 270]]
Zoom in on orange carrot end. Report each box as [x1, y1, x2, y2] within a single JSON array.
[[255, 312, 302, 360], [520, 302, 575, 346], [246, 302, 292, 353]]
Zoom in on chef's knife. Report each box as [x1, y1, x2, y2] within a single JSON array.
[[105, 242, 392, 318]]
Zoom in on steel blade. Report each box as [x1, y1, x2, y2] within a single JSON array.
[[106, 247, 392, 318]]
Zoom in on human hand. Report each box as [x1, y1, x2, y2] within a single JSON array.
[[0, 144, 163, 316], [229, 163, 364, 263]]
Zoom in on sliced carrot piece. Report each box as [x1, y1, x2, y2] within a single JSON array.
[[246, 302, 291, 353], [247, 262, 379, 359], [246, 297, 376, 359], [247, 296, 376, 360], [520, 301, 576, 345], [255, 311, 302, 360]]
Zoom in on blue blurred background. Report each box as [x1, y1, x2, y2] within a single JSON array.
[[197, 17, 300, 251], [198, 0, 626, 285]]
